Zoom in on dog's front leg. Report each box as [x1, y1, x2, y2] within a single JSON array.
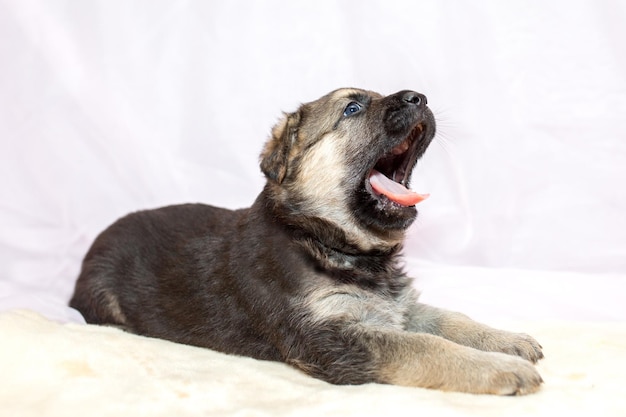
[[404, 303, 544, 363], [287, 325, 542, 395], [366, 328, 543, 395]]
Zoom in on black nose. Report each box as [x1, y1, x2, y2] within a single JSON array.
[[402, 90, 427, 106]]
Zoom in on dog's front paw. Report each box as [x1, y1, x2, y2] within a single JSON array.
[[477, 351, 544, 395], [430, 347, 544, 395], [489, 331, 544, 364]]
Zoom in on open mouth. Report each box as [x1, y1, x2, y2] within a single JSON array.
[[367, 123, 429, 207]]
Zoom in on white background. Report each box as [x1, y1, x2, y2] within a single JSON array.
[[1, 0, 624, 323]]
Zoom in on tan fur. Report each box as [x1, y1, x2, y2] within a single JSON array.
[[293, 133, 400, 250], [372, 330, 543, 395], [98, 288, 128, 325], [301, 281, 543, 394], [260, 89, 411, 250], [302, 283, 413, 329]]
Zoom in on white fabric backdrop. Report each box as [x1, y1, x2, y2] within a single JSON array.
[[1, 0, 625, 323]]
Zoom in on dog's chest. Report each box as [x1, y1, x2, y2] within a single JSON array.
[[301, 283, 417, 330]]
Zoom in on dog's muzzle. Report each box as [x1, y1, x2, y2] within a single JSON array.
[[367, 90, 433, 207]]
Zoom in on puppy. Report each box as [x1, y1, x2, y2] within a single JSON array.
[[70, 88, 543, 395]]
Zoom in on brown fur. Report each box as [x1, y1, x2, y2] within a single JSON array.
[[70, 88, 543, 395]]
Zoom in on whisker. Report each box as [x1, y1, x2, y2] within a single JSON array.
[[435, 134, 455, 157], [432, 110, 460, 159]]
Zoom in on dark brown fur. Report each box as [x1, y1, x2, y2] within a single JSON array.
[[70, 88, 543, 394]]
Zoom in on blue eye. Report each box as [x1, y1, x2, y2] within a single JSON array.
[[343, 102, 362, 117]]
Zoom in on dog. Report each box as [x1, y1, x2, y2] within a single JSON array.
[[70, 88, 543, 395]]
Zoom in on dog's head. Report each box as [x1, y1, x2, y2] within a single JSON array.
[[260, 88, 436, 250]]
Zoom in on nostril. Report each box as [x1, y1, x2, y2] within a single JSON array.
[[402, 91, 427, 106]]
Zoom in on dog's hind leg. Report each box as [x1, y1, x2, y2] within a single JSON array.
[[69, 265, 129, 327]]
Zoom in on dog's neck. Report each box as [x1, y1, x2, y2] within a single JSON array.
[[255, 187, 408, 290]]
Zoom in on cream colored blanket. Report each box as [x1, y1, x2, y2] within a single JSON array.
[[2, 310, 625, 417]]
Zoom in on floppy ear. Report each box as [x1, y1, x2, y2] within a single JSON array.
[[260, 111, 301, 183]]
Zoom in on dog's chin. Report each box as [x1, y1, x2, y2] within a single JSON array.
[[350, 179, 418, 233]]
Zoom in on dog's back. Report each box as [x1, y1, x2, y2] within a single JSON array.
[[70, 204, 233, 322], [70, 203, 287, 360]]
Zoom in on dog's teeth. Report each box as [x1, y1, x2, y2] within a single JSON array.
[[391, 139, 410, 155]]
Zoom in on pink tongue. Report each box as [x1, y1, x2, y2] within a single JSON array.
[[369, 170, 429, 207]]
